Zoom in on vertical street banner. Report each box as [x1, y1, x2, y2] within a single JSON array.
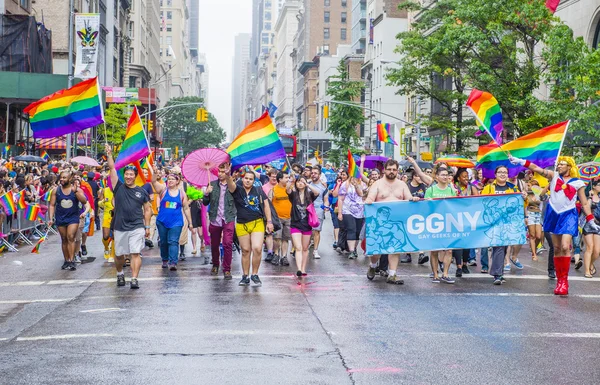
[[364, 194, 527, 255], [74, 13, 100, 79]]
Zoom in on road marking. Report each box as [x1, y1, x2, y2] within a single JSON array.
[[80, 308, 125, 313], [411, 274, 600, 282], [16, 333, 114, 341], [0, 298, 73, 304]]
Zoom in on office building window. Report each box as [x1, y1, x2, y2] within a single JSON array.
[[324, 28, 330, 39], [160, 48, 163, 56], [20, 0, 28, 10], [167, 24, 172, 32], [128, 48, 133, 63], [265, 22, 271, 31], [341, 0, 347, 7], [167, 11, 172, 19], [341, 12, 347, 23], [341, 28, 347, 40], [128, 21, 134, 38], [166, 36, 172, 45], [113, 58, 118, 79], [129, 76, 137, 88], [324, 11, 330, 23], [167, 0, 172, 4], [265, 11, 271, 21], [324, 0, 330, 6]]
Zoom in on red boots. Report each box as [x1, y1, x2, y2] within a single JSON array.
[[553, 256, 571, 296]]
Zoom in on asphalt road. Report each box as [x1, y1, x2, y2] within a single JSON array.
[[1, 218, 600, 385]]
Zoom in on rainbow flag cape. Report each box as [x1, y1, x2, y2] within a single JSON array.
[[347, 150, 361, 179], [227, 111, 286, 169], [114, 107, 150, 170], [40, 150, 50, 162], [377, 122, 397, 145], [0, 191, 16, 215], [23, 77, 104, 139], [466, 89, 504, 145], [17, 191, 27, 210], [476, 121, 569, 179], [25, 204, 42, 221]]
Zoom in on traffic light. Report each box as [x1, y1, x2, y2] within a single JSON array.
[[148, 120, 154, 131], [323, 104, 329, 119], [196, 108, 208, 122]]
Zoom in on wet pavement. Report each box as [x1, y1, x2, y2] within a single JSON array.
[[1, 219, 600, 384]]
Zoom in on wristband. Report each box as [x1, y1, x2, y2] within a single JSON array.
[[524, 160, 531, 168], [586, 214, 594, 223], [144, 225, 151, 229], [267, 220, 273, 224]]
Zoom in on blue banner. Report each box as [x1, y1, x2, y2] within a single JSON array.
[[364, 194, 527, 255]]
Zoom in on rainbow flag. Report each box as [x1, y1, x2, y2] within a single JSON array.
[[476, 121, 569, 179], [466, 89, 504, 145], [17, 191, 27, 210], [227, 111, 286, 169], [347, 150, 361, 179], [281, 163, 289, 173], [116, 160, 147, 187], [31, 233, 48, 254], [593, 150, 600, 163], [254, 165, 263, 174], [2, 145, 10, 158], [114, 107, 150, 170], [42, 189, 53, 202], [23, 77, 104, 139], [25, 204, 42, 221], [0, 191, 16, 215], [377, 122, 397, 145], [40, 150, 50, 162], [140, 152, 155, 181]]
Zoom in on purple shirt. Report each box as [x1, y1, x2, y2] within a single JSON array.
[[339, 182, 366, 218], [210, 182, 228, 227]]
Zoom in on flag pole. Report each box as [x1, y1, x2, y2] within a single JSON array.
[[66, 0, 74, 161]]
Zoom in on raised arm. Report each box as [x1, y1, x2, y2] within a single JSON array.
[[407, 156, 433, 185], [105, 143, 119, 188], [223, 163, 237, 193], [151, 166, 166, 195], [359, 154, 369, 184], [509, 155, 554, 181]]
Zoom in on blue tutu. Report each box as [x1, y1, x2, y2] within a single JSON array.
[[543, 204, 578, 237]]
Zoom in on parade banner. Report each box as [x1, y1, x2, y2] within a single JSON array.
[[74, 13, 100, 79], [364, 194, 526, 255]]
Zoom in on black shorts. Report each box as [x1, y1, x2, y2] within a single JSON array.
[[190, 200, 202, 228], [343, 214, 364, 241]]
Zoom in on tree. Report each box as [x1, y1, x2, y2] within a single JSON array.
[[103, 102, 141, 145], [388, 0, 600, 156], [326, 59, 365, 165], [161, 96, 226, 154]]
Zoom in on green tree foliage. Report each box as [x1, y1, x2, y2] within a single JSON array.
[[326, 60, 365, 164], [103, 102, 141, 146], [161, 96, 226, 154], [388, 0, 600, 156]]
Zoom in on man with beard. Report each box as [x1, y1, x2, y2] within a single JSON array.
[[364, 159, 419, 284], [47, 170, 91, 271]]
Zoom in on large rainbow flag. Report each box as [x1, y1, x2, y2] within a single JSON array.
[[23, 77, 104, 139], [114, 107, 150, 170], [0, 191, 16, 215], [466, 89, 504, 145], [227, 111, 286, 169], [476, 121, 569, 179]]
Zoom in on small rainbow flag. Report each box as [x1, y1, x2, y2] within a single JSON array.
[[23, 77, 104, 139], [227, 111, 286, 169], [17, 191, 27, 210], [377, 122, 397, 145], [40, 150, 50, 162], [254, 165, 263, 174], [42, 189, 53, 202], [281, 163, 289, 173], [0, 191, 16, 215], [466, 89, 504, 145], [98, 179, 106, 189], [114, 107, 150, 170], [25, 204, 41, 221], [2, 145, 10, 158], [31, 232, 48, 254], [347, 150, 361, 179], [476, 121, 569, 179], [593, 149, 600, 163]]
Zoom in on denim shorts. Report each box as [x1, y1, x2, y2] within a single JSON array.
[[527, 211, 542, 226]]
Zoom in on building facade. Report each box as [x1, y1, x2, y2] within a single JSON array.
[[274, 0, 299, 130], [231, 33, 251, 138], [160, 0, 194, 97]]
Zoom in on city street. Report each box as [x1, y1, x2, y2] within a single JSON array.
[[1, 220, 600, 384]]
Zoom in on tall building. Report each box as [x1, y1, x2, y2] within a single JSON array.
[[274, 0, 300, 130], [160, 0, 194, 97], [198, 53, 209, 107], [351, 0, 367, 54], [128, 0, 162, 89], [231, 33, 251, 138]]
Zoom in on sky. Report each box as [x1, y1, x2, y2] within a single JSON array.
[[198, 0, 252, 140]]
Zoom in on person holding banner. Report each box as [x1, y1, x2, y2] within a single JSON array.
[[365, 159, 418, 285], [509, 155, 600, 295], [424, 167, 457, 284]]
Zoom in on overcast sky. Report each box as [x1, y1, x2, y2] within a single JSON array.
[[198, 0, 252, 140]]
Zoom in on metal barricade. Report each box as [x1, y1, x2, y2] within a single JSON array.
[[0, 196, 57, 252]]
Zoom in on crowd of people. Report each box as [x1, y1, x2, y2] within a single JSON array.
[[5, 146, 598, 296]]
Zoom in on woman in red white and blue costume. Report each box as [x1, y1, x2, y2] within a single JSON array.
[[510, 155, 599, 295]]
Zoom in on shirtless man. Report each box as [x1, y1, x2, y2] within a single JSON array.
[[364, 159, 419, 284]]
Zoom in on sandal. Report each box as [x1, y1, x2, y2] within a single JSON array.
[[191, 249, 197, 255], [481, 269, 488, 274], [584, 273, 593, 278], [532, 254, 538, 262], [591, 264, 596, 276]]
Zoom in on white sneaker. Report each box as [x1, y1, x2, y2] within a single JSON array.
[[313, 251, 321, 259]]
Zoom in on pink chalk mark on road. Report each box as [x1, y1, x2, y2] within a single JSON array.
[[347, 367, 406, 374]]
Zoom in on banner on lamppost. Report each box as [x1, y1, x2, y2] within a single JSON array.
[[364, 194, 527, 255], [74, 13, 100, 79]]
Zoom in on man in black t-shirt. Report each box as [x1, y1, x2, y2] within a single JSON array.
[[106, 144, 152, 289], [402, 171, 429, 265]]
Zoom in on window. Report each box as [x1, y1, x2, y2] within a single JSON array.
[[341, 28, 347, 40], [264, 22, 271, 31], [128, 21, 134, 38], [262, 32, 269, 44], [167, 0, 172, 4], [166, 36, 172, 45], [265, 11, 271, 21], [324, 28, 330, 39], [167, 11, 172, 19], [323, 44, 330, 54], [159, 0, 162, 5], [341, 0, 347, 6], [113, 58, 118, 79], [341, 12, 347, 23], [167, 24, 172, 32], [324, 0, 330, 5], [324, 11, 330, 23], [166, 48, 172, 56], [20, 0, 28, 10], [128, 48, 133, 63], [129, 76, 137, 88], [160, 48, 163, 56]]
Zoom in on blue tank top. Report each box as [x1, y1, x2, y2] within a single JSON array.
[[156, 189, 184, 228], [55, 187, 80, 225]]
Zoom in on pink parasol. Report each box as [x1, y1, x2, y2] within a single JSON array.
[[71, 156, 100, 167], [181, 148, 230, 187]]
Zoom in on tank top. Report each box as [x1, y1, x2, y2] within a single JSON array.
[[55, 186, 81, 225], [271, 184, 291, 219], [156, 189, 184, 228]]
